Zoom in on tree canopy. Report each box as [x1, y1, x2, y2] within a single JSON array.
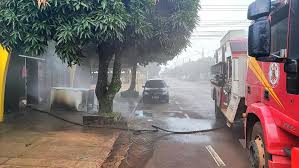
[[0, 0, 130, 65], [0, 0, 199, 65], [0, 0, 200, 113], [128, 0, 200, 66]]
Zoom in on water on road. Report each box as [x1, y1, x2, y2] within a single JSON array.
[[124, 78, 250, 168]]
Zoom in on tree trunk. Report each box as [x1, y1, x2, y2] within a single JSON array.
[[105, 52, 122, 113], [95, 45, 122, 114], [95, 45, 113, 114], [128, 60, 137, 91]]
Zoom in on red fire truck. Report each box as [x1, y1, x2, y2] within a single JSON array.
[[211, 0, 299, 167]]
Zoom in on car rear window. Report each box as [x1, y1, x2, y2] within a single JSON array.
[[145, 80, 165, 88]]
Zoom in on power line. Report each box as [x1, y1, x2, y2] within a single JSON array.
[[192, 33, 226, 35], [200, 5, 248, 7], [199, 6, 248, 11], [192, 31, 227, 34], [198, 22, 249, 24], [191, 37, 222, 40], [193, 30, 227, 33], [200, 9, 247, 11], [201, 8, 248, 9], [199, 22, 250, 25], [198, 21, 250, 25], [197, 24, 249, 27], [200, 7, 248, 9], [192, 35, 224, 37], [200, 0, 250, 3], [199, 19, 249, 21], [198, 25, 248, 28], [191, 35, 225, 38]]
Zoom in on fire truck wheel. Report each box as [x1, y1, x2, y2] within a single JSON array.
[[249, 122, 270, 168]]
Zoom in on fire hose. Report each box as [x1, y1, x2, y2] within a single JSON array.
[[31, 108, 226, 135]]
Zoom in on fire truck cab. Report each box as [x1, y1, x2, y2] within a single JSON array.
[[211, 0, 299, 167], [246, 0, 299, 167]]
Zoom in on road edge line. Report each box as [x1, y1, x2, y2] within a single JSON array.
[[205, 145, 226, 167]]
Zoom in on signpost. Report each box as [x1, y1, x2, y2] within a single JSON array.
[[0, 45, 10, 122]]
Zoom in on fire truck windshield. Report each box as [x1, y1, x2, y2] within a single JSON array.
[[270, 4, 289, 56], [289, 0, 299, 59], [271, 18, 288, 55]]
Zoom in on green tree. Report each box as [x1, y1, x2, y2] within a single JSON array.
[[0, 0, 199, 114], [124, 0, 199, 91], [0, 0, 128, 113]]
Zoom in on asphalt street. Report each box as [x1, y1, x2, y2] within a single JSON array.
[[128, 78, 250, 168]]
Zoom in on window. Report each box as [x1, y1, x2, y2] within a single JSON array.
[[270, 4, 289, 56], [145, 80, 165, 88], [289, 0, 299, 59], [271, 18, 288, 55], [233, 59, 239, 81]]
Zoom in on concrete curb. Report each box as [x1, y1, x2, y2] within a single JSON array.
[[99, 97, 141, 168]]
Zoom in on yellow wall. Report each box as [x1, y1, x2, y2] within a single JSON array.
[[0, 45, 10, 122]]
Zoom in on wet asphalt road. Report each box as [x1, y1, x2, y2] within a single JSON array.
[[129, 78, 250, 168]]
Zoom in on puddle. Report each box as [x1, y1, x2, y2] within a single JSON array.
[[162, 112, 185, 118], [168, 113, 175, 117], [156, 118, 220, 132], [135, 110, 153, 117], [163, 134, 212, 143]]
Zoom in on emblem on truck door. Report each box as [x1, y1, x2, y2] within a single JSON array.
[[269, 63, 280, 88]]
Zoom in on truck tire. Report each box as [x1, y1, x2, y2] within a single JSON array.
[[249, 122, 271, 168]]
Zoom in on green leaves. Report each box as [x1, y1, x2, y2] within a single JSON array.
[[0, 0, 199, 66], [0, 0, 51, 54], [134, 0, 199, 65], [101, 0, 107, 9], [0, 0, 128, 65], [56, 24, 74, 44], [55, 42, 82, 66]]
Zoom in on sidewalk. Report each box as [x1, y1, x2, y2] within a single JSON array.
[[0, 96, 140, 168]]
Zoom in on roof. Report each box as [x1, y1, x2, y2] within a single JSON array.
[[230, 39, 248, 53], [220, 30, 247, 46]]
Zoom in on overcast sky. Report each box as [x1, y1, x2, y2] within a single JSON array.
[[164, 0, 254, 69]]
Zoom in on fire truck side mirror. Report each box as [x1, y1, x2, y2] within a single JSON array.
[[247, 0, 271, 20], [248, 18, 271, 58]]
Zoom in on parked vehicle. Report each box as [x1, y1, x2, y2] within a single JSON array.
[[211, 0, 299, 167], [142, 79, 169, 104]]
